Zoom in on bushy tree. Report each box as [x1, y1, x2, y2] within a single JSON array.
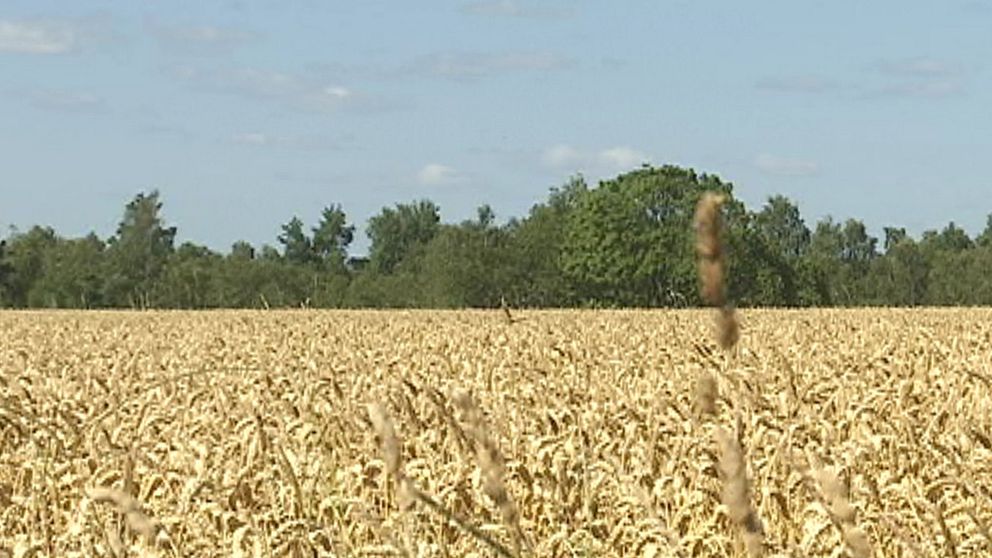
[[312, 204, 355, 272], [502, 176, 587, 307], [30, 233, 106, 308], [562, 165, 734, 306], [104, 191, 176, 308], [160, 242, 223, 308], [2, 226, 59, 307], [420, 205, 509, 307], [278, 216, 313, 265], [366, 200, 440, 275]]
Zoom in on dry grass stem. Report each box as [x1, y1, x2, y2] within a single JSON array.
[[454, 389, 527, 556], [811, 468, 872, 558], [87, 486, 171, 549], [368, 401, 516, 558], [714, 428, 764, 557], [693, 372, 718, 418], [694, 192, 740, 351], [694, 192, 728, 308]]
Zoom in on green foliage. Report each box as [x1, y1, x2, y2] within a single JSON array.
[[803, 217, 878, 305], [3, 226, 59, 307], [2, 167, 989, 309], [159, 242, 223, 308], [30, 234, 106, 308], [0, 240, 10, 305], [278, 216, 314, 266], [312, 204, 355, 272], [562, 166, 731, 306], [104, 191, 177, 308], [420, 209, 509, 308], [978, 215, 992, 248], [754, 195, 811, 261], [501, 176, 586, 307], [866, 235, 928, 305], [367, 200, 440, 275]]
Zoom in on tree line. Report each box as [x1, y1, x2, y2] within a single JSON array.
[[2, 165, 991, 309]]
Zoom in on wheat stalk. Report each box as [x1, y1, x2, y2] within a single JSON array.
[[714, 428, 764, 557]]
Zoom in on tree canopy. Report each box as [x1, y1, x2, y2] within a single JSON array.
[[2, 165, 990, 309]]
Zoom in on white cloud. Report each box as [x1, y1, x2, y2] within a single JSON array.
[[169, 64, 365, 113], [755, 75, 839, 93], [753, 154, 819, 177], [874, 79, 964, 99], [542, 144, 649, 173], [225, 67, 298, 97], [232, 132, 269, 146], [0, 19, 77, 54], [230, 131, 342, 150], [460, 1, 574, 19], [412, 50, 572, 80], [864, 57, 967, 99], [322, 86, 351, 99], [875, 57, 961, 78], [150, 22, 261, 54], [27, 89, 107, 113], [599, 146, 648, 170], [542, 144, 582, 168], [417, 163, 462, 185]]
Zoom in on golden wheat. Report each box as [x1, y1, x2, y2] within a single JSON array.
[[0, 308, 990, 556]]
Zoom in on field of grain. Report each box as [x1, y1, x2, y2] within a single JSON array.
[[1, 308, 991, 557]]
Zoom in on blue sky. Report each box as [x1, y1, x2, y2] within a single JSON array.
[[2, 1, 991, 254]]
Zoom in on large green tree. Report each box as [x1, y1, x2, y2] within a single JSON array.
[[30, 233, 106, 308], [741, 195, 814, 306], [866, 233, 928, 306], [503, 176, 587, 307], [104, 191, 177, 308], [366, 199, 440, 275], [160, 242, 223, 308], [311, 204, 355, 272], [0, 239, 10, 304], [420, 205, 509, 307], [2, 226, 59, 307], [561, 165, 735, 306], [977, 215, 992, 248], [754, 195, 810, 261], [278, 216, 314, 266], [804, 217, 877, 305]]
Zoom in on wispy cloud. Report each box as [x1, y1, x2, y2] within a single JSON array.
[[961, 0, 992, 12], [599, 147, 648, 170], [308, 50, 573, 84], [541, 144, 583, 168], [135, 122, 193, 140], [0, 19, 79, 54], [867, 57, 966, 99], [168, 64, 389, 114], [870, 79, 964, 99], [409, 50, 572, 80], [26, 89, 108, 113], [460, 1, 575, 20], [757, 57, 968, 100], [232, 132, 269, 146], [149, 22, 261, 54], [417, 163, 464, 186], [230, 131, 342, 150], [755, 75, 839, 94], [753, 154, 819, 177], [542, 144, 651, 174], [874, 57, 961, 78]]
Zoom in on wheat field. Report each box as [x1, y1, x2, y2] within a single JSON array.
[[1, 308, 991, 557]]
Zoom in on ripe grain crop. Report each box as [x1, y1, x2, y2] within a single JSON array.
[[1, 307, 991, 556]]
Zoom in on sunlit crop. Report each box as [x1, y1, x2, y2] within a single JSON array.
[[1, 308, 990, 556]]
